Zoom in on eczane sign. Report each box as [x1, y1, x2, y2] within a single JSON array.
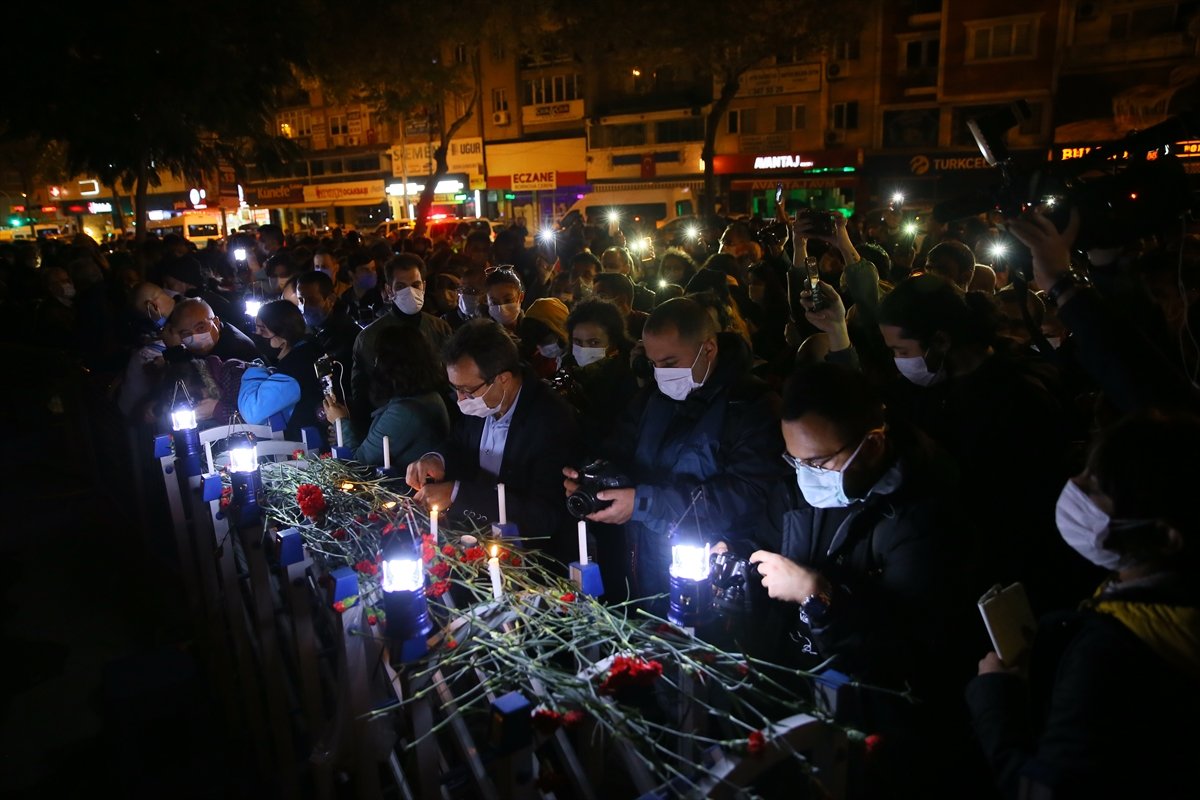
[[511, 171, 557, 191]]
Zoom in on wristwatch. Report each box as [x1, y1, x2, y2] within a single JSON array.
[[799, 589, 833, 624]]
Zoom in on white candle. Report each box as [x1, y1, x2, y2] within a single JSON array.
[[577, 519, 588, 564], [497, 482, 507, 525], [430, 505, 439, 544], [335, 417, 344, 447], [488, 545, 503, 600], [382, 435, 391, 469]]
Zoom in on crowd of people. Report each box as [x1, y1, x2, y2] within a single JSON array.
[[2, 199, 1197, 798]]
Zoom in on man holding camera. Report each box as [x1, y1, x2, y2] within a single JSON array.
[[564, 297, 785, 610], [296, 270, 361, 403]]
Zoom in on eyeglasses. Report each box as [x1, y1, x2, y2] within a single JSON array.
[[782, 443, 850, 472], [180, 317, 215, 336], [450, 378, 491, 398]]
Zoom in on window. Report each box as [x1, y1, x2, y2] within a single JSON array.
[[1110, 3, 1180, 40], [491, 88, 509, 113], [883, 108, 939, 148], [831, 102, 859, 130], [329, 114, 348, 136], [903, 37, 940, 71], [522, 74, 580, 106], [835, 37, 861, 61], [775, 104, 807, 131], [277, 110, 312, 138], [967, 15, 1039, 61], [655, 118, 705, 144], [347, 157, 379, 173], [728, 108, 758, 135], [589, 123, 647, 149]]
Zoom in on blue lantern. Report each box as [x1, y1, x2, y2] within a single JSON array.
[[228, 431, 262, 525], [668, 527, 711, 629], [382, 534, 432, 662]]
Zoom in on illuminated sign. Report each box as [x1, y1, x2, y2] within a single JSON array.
[[78, 179, 100, 197], [522, 99, 585, 126], [87, 202, 113, 214], [753, 155, 816, 170], [511, 171, 557, 191], [1055, 140, 1200, 161]]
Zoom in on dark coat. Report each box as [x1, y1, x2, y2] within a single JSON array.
[[274, 340, 326, 444], [965, 577, 1200, 800], [312, 303, 361, 401], [606, 333, 786, 601], [440, 372, 581, 564]]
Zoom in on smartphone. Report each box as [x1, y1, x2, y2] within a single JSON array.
[[775, 183, 784, 206], [314, 355, 336, 398], [805, 256, 824, 312]]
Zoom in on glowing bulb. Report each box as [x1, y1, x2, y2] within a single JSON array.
[[537, 229, 554, 243], [669, 542, 710, 581], [903, 222, 918, 237], [340, 482, 354, 491], [171, 407, 197, 431], [381, 556, 423, 593], [659, 279, 668, 289], [631, 68, 642, 77], [245, 298, 262, 318], [891, 192, 905, 206], [383, 501, 397, 509], [990, 243, 1007, 259], [233, 247, 247, 261], [607, 211, 620, 225], [686, 225, 700, 240], [630, 238, 645, 253]]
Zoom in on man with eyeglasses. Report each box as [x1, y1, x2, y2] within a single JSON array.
[[406, 318, 580, 564], [748, 361, 969, 792]]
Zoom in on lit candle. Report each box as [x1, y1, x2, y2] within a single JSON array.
[[335, 417, 344, 448], [488, 545, 503, 600], [577, 519, 588, 565], [382, 435, 391, 469], [430, 505, 439, 544], [496, 482, 507, 525]]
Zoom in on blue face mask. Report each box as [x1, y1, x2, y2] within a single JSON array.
[[355, 272, 377, 291], [794, 437, 866, 509]]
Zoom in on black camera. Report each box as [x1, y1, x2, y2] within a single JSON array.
[[797, 209, 838, 239], [566, 459, 631, 519], [314, 354, 336, 398], [709, 551, 760, 615]]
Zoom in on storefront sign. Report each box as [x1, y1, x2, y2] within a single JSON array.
[[245, 183, 306, 205], [732, 177, 856, 190], [87, 202, 112, 214], [753, 155, 815, 170], [867, 151, 1040, 177], [732, 63, 821, 98], [304, 180, 385, 204], [390, 137, 484, 178], [511, 171, 557, 191], [1053, 139, 1200, 162], [522, 99, 585, 126], [713, 149, 859, 175]]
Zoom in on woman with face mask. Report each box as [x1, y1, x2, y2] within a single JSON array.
[[247, 299, 325, 443], [966, 411, 1200, 800], [323, 325, 449, 468], [562, 298, 637, 442], [523, 297, 571, 380]]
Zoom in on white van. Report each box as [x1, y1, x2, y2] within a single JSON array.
[[147, 211, 223, 245], [560, 186, 697, 233]]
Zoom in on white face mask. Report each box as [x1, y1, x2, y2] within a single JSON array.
[[537, 342, 564, 360], [393, 286, 425, 315], [182, 330, 215, 352], [489, 301, 521, 326], [1045, 336, 1062, 350], [1054, 480, 1131, 571], [653, 345, 710, 402], [794, 437, 866, 509], [60, 283, 77, 299], [458, 293, 479, 316], [456, 382, 505, 418], [894, 351, 945, 387], [573, 344, 607, 367]]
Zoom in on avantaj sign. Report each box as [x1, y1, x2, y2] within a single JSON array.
[[754, 155, 816, 170]]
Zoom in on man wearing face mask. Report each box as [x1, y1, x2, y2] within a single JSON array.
[[118, 283, 177, 418], [564, 297, 785, 608], [340, 250, 387, 325], [750, 362, 975, 794], [296, 270, 362, 398], [405, 319, 581, 565], [443, 266, 486, 330], [162, 297, 263, 364], [351, 254, 452, 434]]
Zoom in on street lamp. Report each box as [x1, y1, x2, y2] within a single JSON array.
[[668, 527, 711, 629], [382, 534, 433, 662]]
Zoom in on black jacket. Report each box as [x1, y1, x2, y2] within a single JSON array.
[[604, 333, 786, 600], [274, 340, 326, 444], [439, 372, 581, 564], [965, 576, 1200, 800], [759, 430, 967, 693], [312, 304, 361, 401]]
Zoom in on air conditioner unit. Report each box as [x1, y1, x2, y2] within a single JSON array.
[[492, 110, 512, 126], [826, 62, 843, 80]]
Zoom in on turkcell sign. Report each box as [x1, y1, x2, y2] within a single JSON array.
[[511, 171, 557, 191]]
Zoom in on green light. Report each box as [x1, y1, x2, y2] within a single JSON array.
[[8, 217, 20, 227], [454, 194, 467, 202], [503, 192, 516, 201]]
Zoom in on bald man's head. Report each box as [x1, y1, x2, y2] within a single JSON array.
[[132, 282, 175, 324], [169, 297, 220, 354]]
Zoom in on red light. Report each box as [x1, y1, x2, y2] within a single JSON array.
[[430, 213, 447, 220], [1129, 192, 1138, 200], [41, 205, 57, 213], [11, 205, 25, 212]]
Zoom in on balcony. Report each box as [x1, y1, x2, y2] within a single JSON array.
[[1064, 33, 1196, 67]]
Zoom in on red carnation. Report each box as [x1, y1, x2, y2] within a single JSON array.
[[441, 544, 456, 556], [367, 512, 380, 522], [422, 542, 436, 563], [354, 559, 378, 576], [333, 600, 346, 613], [430, 562, 450, 579], [296, 484, 327, 518], [426, 580, 450, 598], [531, 708, 563, 735], [563, 709, 586, 730], [332, 528, 348, 541], [599, 655, 664, 696], [445, 637, 458, 650], [291, 449, 305, 460], [509, 553, 522, 567], [864, 733, 883, 757], [747, 730, 766, 756], [382, 522, 395, 535], [736, 662, 750, 676], [367, 614, 378, 626], [560, 592, 576, 603], [462, 546, 486, 563], [319, 451, 332, 459]]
